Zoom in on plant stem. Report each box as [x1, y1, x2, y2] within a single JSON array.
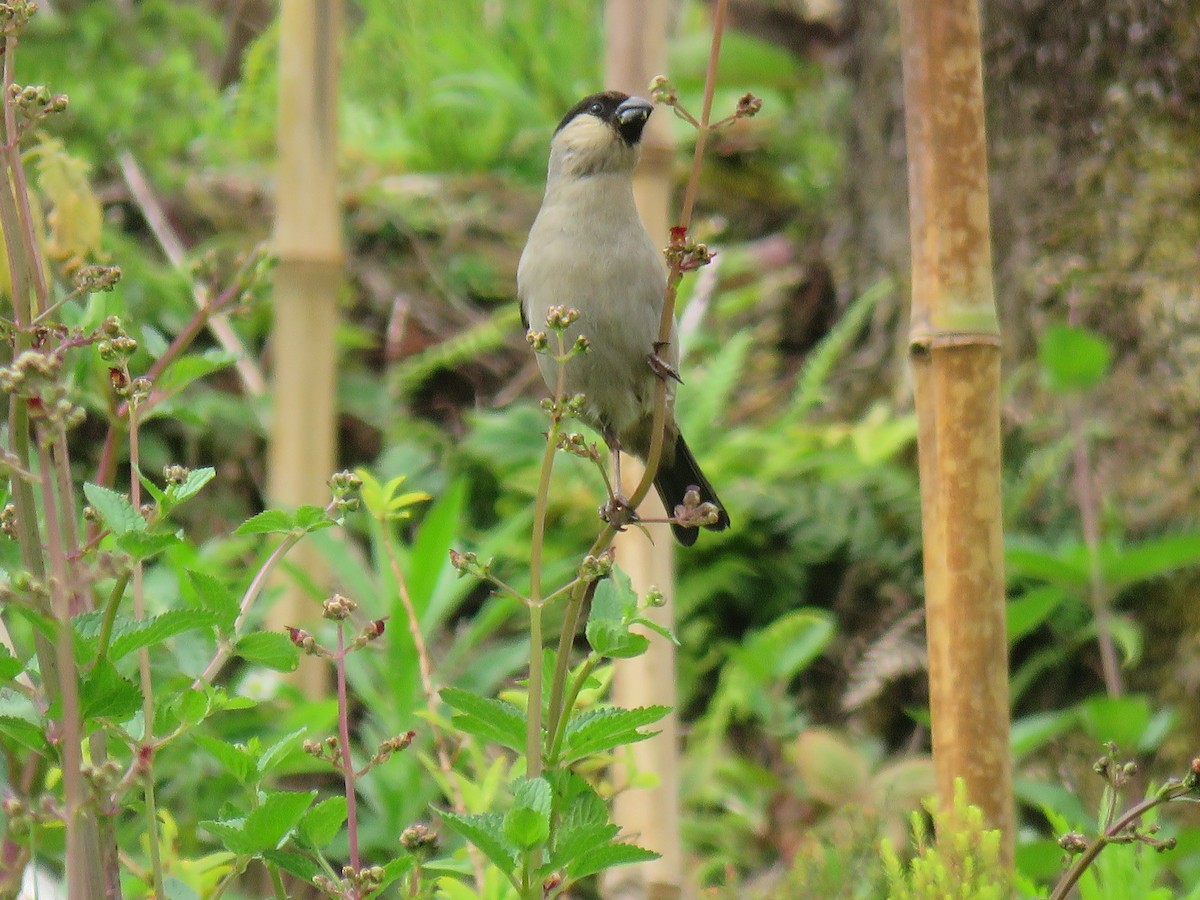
[[129, 402, 166, 899], [547, 654, 598, 765], [527, 603, 544, 778], [335, 623, 361, 877], [545, 6, 730, 744], [1048, 782, 1191, 900], [268, 861, 288, 900]]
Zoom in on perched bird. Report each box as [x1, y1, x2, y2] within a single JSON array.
[[518, 90, 729, 545]]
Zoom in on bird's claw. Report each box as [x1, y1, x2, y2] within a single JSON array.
[[599, 495, 640, 531], [647, 343, 683, 384]]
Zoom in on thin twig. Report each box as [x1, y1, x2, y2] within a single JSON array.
[[335, 624, 361, 878], [116, 150, 267, 398]]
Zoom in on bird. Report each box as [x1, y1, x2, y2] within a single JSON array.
[[517, 90, 729, 546]]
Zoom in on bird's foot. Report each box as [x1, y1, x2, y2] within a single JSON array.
[[647, 343, 683, 384], [599, 494, 640, 531]]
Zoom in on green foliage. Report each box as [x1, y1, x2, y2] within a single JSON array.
[[881, 781, 1013, 900]]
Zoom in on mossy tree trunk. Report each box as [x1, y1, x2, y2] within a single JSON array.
[[898, 0, 1014, 859]]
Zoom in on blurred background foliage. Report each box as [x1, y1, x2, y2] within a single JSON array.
[[17, 0, 1200, 893]]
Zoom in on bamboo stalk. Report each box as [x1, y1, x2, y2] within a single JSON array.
[[604, 2, 686, 898], [267, 0, 344, 698], [898, 0, 1014, 859]]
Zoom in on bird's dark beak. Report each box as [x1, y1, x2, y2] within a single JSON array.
[[614, 96, 653, 145]]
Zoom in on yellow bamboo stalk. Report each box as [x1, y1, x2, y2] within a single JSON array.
[[604, 2, 686, 898], [267, 0, 343, 697], [898, 0, 1014, 858]]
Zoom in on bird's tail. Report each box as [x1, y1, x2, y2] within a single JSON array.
[[653, 432, 730, 546]]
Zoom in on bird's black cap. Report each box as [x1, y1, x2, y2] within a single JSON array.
[[555, 91, 654, 146]]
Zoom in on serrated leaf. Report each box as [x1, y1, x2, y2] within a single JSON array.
[[0, 715, 48, 753], [175, 689, 209, 727], [375, 855, 416, 892], [235, 632, 299, 672], [585, 620, 650, 659], [298, 796, 347, 848], [566, 841, 659, 880], [234, 509, 296, 535], [186, 570, 240, 632], [134, 465, 167, 505], [1100, 533, 1200, 586], [548, 823, 620, 871], [116, 529, 182, 561], [256, 728, 307, 777], [84, 482, 146, 535], [294, 504, 336, 533], [75, 609, 221, 662], [504, 777, 551, 849], [439, 811, 518, 874], [80, 658, 142, 720], [561, 706, 669, 761], [263, 849, 321, 882], [168, 467, 216, 505], [191, 734, 257, 784], [440, 687, 526, 752], [629, 616, 680, 646], [241, 791, 316, 852], [200, 817, 256, 855]]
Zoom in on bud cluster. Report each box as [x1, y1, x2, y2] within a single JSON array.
[[578, 549, 615, 583], [74, 265, 122, 295], [556, 432, 601, 465], [163, 464, 190, 485], [367, 730, 415, 769], [328, 470, 362, 515], [400, 823, 439, 858], [313, 865, 385, 897], [285, 626, 328, 657], [302, 735, 343, 765], [449, 549, 492, 580], [672, 487, 722, 529], [0, 2, 37, 36], [1, 793, 59, 837], [544, 305, 580, 331], [9, 83, 67, 129], [1, 502, 15, 539], [322, 593, 357, 621], [347, 618, 386, 652]]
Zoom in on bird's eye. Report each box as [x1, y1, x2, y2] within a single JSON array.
[[589, 102, 604, 115]]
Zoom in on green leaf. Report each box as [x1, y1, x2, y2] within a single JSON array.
[[0, 645, 23, 681], [298, 796, 347, 848], [562, 706, 669, 761], [83, 482, 146, 535], [174, 689, 210, 727], [1100, 533, 1200, 586], [1079, 694, 1152, 751], [439, 811, 518, 874], [75, 609, 221, 662], [1039, 325, 1112, 392], [200, 817, 256, 855], [565, 841, 659, 881], [155, 350, 237, 398], [134, 465, 167, 506], [191, 734, 257, 785], [80, 658, 142, 720], [0, 715, 48, 753], [1007, 586, 1067, 643], [263, 849, 321, 882], [1011, 710, 1077, 759], [235, 632, 299, 672], [116, 529, 182, 560], [731, 609, 834, 687], [1005, 539, 1089, 585], [504, 777, 552, 849], [629, 616, 680, 646], [168, 467, 216, 505], [294, 504, 337, 533], [549, 823, 619, 871], [186, 570, 239, 632], [241, 790, 316, 852], [440, 687, 526, 752], [256, 728, 308, 777], [234, 509, 296, 535]]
